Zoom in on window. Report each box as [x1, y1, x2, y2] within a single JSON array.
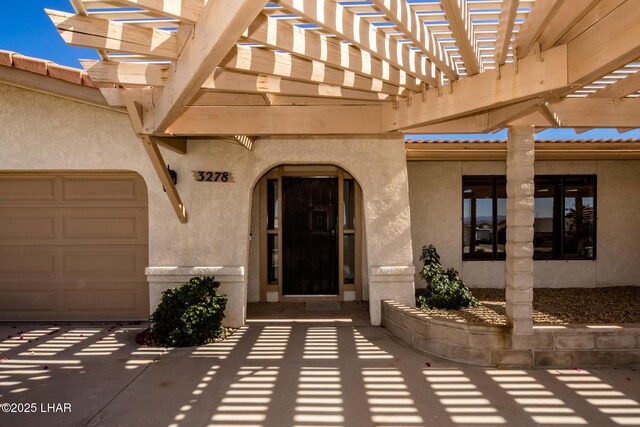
[[534, 175, 596, 260], [463, 176, 506, 260], [462, 175, 596, 261]]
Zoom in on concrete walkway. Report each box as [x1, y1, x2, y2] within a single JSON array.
[[0, 316, 639, 426]]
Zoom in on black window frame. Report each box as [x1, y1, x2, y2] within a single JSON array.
[[461, 174, 597, 261], [533, 175, 597, 261], [462, 175, 506, 261]]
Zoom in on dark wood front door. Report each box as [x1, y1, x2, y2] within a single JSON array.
[[283, 177, 338, 296]]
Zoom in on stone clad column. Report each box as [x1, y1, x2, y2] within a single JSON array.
[[505, 126, 535, 351]]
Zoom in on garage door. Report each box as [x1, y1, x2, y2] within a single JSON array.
[[0, 172, 149, 320]]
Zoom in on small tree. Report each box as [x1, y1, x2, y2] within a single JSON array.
[[416, 245, 477, 310], [150, 276, 227, 347]]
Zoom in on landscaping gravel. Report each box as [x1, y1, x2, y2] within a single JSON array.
[[419, 286, 640, 325]]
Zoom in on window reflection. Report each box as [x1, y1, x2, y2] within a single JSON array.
[[463, 177, 494, 259], [534, 179, 557, 259], [343, 179, 355, 229], [343, 234, 355, 284], [267, 179, 278, 230], [564, 177, 595, 259], [268, 235, 278, 284], [463, 175, 596, 261]]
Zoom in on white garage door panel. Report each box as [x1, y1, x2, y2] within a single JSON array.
[[0, 172, 149, 320]]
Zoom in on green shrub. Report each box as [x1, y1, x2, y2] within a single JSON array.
[[150, 276, 227, 347], [416, 245, 478, 310]]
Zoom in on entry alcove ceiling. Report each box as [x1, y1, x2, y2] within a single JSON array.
[[47, 0, 640, 137]]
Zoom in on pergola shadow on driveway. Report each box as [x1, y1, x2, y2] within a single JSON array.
[[1, 320, 639, 427]]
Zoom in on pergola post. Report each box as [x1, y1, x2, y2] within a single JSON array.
[[505, 125, 535, 352]]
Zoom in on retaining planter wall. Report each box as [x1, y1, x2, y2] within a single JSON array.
[[382, 300, 640, 368]]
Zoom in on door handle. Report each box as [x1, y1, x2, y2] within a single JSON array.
[[331, 229, 336, 238]]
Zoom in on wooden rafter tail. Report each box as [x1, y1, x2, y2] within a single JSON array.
[[243, 13, 422, 92], [370, 0, 458, 81], [45, 9, 178, 59], [439, 0, 480, 76], [69, 0, 109, 61], [275, 0, 437, 86], [152, 0, 269, 134], [80, 60, 170, 86]]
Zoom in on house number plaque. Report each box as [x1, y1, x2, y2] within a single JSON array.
[[192, 171, 234, 182]]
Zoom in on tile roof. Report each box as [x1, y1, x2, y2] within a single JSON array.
[[0, 49, 111, 88], [406, 139, 640, 144]]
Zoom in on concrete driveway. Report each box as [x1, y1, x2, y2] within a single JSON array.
[[0, 320, 639, 427]]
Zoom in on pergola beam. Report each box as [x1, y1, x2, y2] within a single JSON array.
[[276, 0, 435, 85], [381, 44, 569, 132], [46, 9, 177, 59], [370, 0, 457, 80], [404, 98, 542, 134], [567, 0, 640, 85], [548, 98, 640, 128], [538, 0, 600, 51], [166, 105, 383, 135], [440, 0, 480, 75], [152, 0, 268, 133]]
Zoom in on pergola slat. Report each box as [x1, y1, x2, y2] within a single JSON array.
[[276, 0, 435, 86], [370, 0, 458, 80], [82, 44, 405, 95], [244, 13, 421, 91], [590, 69, 640, 99], [495, 0, 520, 66], [439, 0, 480, 75], [223, 45, 405, 95]]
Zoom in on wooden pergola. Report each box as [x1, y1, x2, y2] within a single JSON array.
[[46, 0, 640, 222]]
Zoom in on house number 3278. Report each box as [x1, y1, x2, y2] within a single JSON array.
[[192, 171, 233, 182]]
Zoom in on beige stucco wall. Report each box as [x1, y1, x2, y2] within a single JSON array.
[[408, 159, 640, 288], [1, 84, 416, 326]]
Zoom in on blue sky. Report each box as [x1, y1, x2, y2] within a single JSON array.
[[0, 1, 637, 140]]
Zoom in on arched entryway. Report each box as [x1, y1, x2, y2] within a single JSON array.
[[248, 165, 364, 303]]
